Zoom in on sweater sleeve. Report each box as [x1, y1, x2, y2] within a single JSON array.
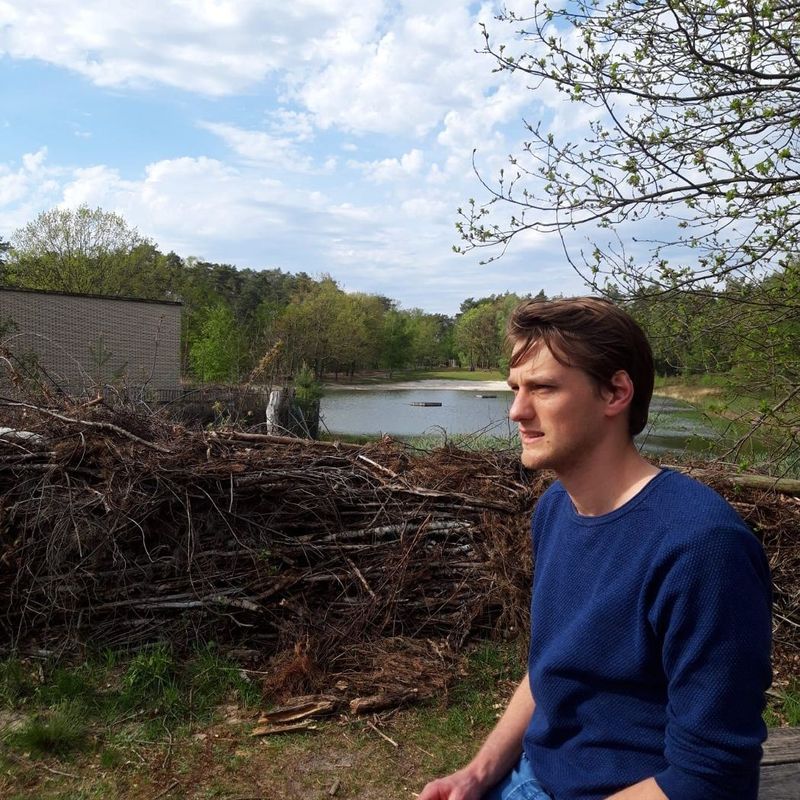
[[649, 523, 772, 800]]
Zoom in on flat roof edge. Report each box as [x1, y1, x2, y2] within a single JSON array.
[[0, 286, 182, 307]]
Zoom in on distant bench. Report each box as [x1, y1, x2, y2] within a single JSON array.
[[761, 727, 800, 799]]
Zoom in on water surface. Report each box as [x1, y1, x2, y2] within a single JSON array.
[[320, 387, 716, 455]]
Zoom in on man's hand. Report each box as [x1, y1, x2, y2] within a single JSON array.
[[418, 674, 534, 800], [417, 766, 485, 800]]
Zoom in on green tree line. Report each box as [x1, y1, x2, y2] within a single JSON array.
[[0, 206, 541, 383], [4, 204, 797, 404], [4, 205, 797, 457]]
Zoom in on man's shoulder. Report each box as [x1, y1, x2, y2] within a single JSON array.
[[536, 469, 739, 517], [534, 479, 569, 515], [540, 478, 566, 501], [533, 468, 756, 545], [650, 469, 747, 524], [530, 480, 569, 545], [647, 470, 763, 558]]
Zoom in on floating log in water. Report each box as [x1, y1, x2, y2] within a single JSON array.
[[409, 401, 442, 407]]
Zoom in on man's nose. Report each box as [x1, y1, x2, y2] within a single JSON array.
[[509, 392, 532, 422]]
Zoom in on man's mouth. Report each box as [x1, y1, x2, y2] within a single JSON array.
[[520, 430, 544, 443]]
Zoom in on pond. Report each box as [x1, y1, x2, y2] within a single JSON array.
[[320, 386, 718, 456]]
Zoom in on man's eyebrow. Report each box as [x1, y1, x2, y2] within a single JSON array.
[[519, 373, 556, 384], [507, 375, 557, 389]]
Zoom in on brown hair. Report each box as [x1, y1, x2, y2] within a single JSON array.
[[507, 296, 654, 436]]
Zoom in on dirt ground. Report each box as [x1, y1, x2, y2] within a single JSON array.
[[0, 702, 492, 800]]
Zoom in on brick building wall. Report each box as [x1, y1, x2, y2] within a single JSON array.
[[0, 287, 181, 396]]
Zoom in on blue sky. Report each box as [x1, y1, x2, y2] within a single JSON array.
[[0, 0, 591, 314]]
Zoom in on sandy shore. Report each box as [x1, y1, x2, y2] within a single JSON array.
[[652, 385, 722, 403], [325, 379, 711, 400], [324, 379, 510, 392]]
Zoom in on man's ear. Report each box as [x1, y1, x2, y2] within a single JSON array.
[[603, 370, 634, 419]]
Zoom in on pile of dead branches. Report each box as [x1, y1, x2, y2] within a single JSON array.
[[1, 398, 799, 705], [0, 399, 540, 703], [692, 469, 800, 688]]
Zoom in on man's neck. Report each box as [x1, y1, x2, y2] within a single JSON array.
[[557, 440, 661, 517]]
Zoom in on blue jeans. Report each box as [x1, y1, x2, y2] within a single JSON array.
[[482, 753, 553, 800]]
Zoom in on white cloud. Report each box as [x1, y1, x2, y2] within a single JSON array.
[[198, 122, 314, 171], [37, 155, 416, 274], [269, 110, 316, 142], [400, 196, 449, 220], [1, 144, 589, 312], [438, 82, 528, 156], [0, 0, 553, 186], [21, 150, 48, 174], [60, 164, 126, 210], [350, 148, 424, 183], [299, 5, 503, 137], [0, 1, 538, 141], [0, 165, 35, 208], [58, 157, 298, 245], [0, 0, 385, 96], [0, 149, 63, 231], [0, 2, 592, 311]]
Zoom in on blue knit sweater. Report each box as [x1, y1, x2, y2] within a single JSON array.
[[523, 469, 772, 800]]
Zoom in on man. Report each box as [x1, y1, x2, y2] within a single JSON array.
[[419, 297, 772, 800]]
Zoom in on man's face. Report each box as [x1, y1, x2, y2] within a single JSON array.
[[507, 343, 611, 474]]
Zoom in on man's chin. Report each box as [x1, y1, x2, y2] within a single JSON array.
[[520, 449, 549, 471]]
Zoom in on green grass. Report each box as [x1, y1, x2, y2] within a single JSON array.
[[324, 368, 506, 385], [400, 642, 527, 775], [7, 701, 89, 757], [1, 642, 262, 763], [654, 373, 761, 415], [36, 663, 105, 710], [98, 745, 125, 769], [318, 431, 383, 445], [772, 681, 800, 727], [118, 642, 260, 725], [402, 431, 518, 452], [184, 643, 261, 716], [654, 372, 728, 390], [653, 372, 796, 424], [0, 657, 36, 707], [415, 369, 506, 382], [1, 640, 794, 799], [120, 643, 187, 723]]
